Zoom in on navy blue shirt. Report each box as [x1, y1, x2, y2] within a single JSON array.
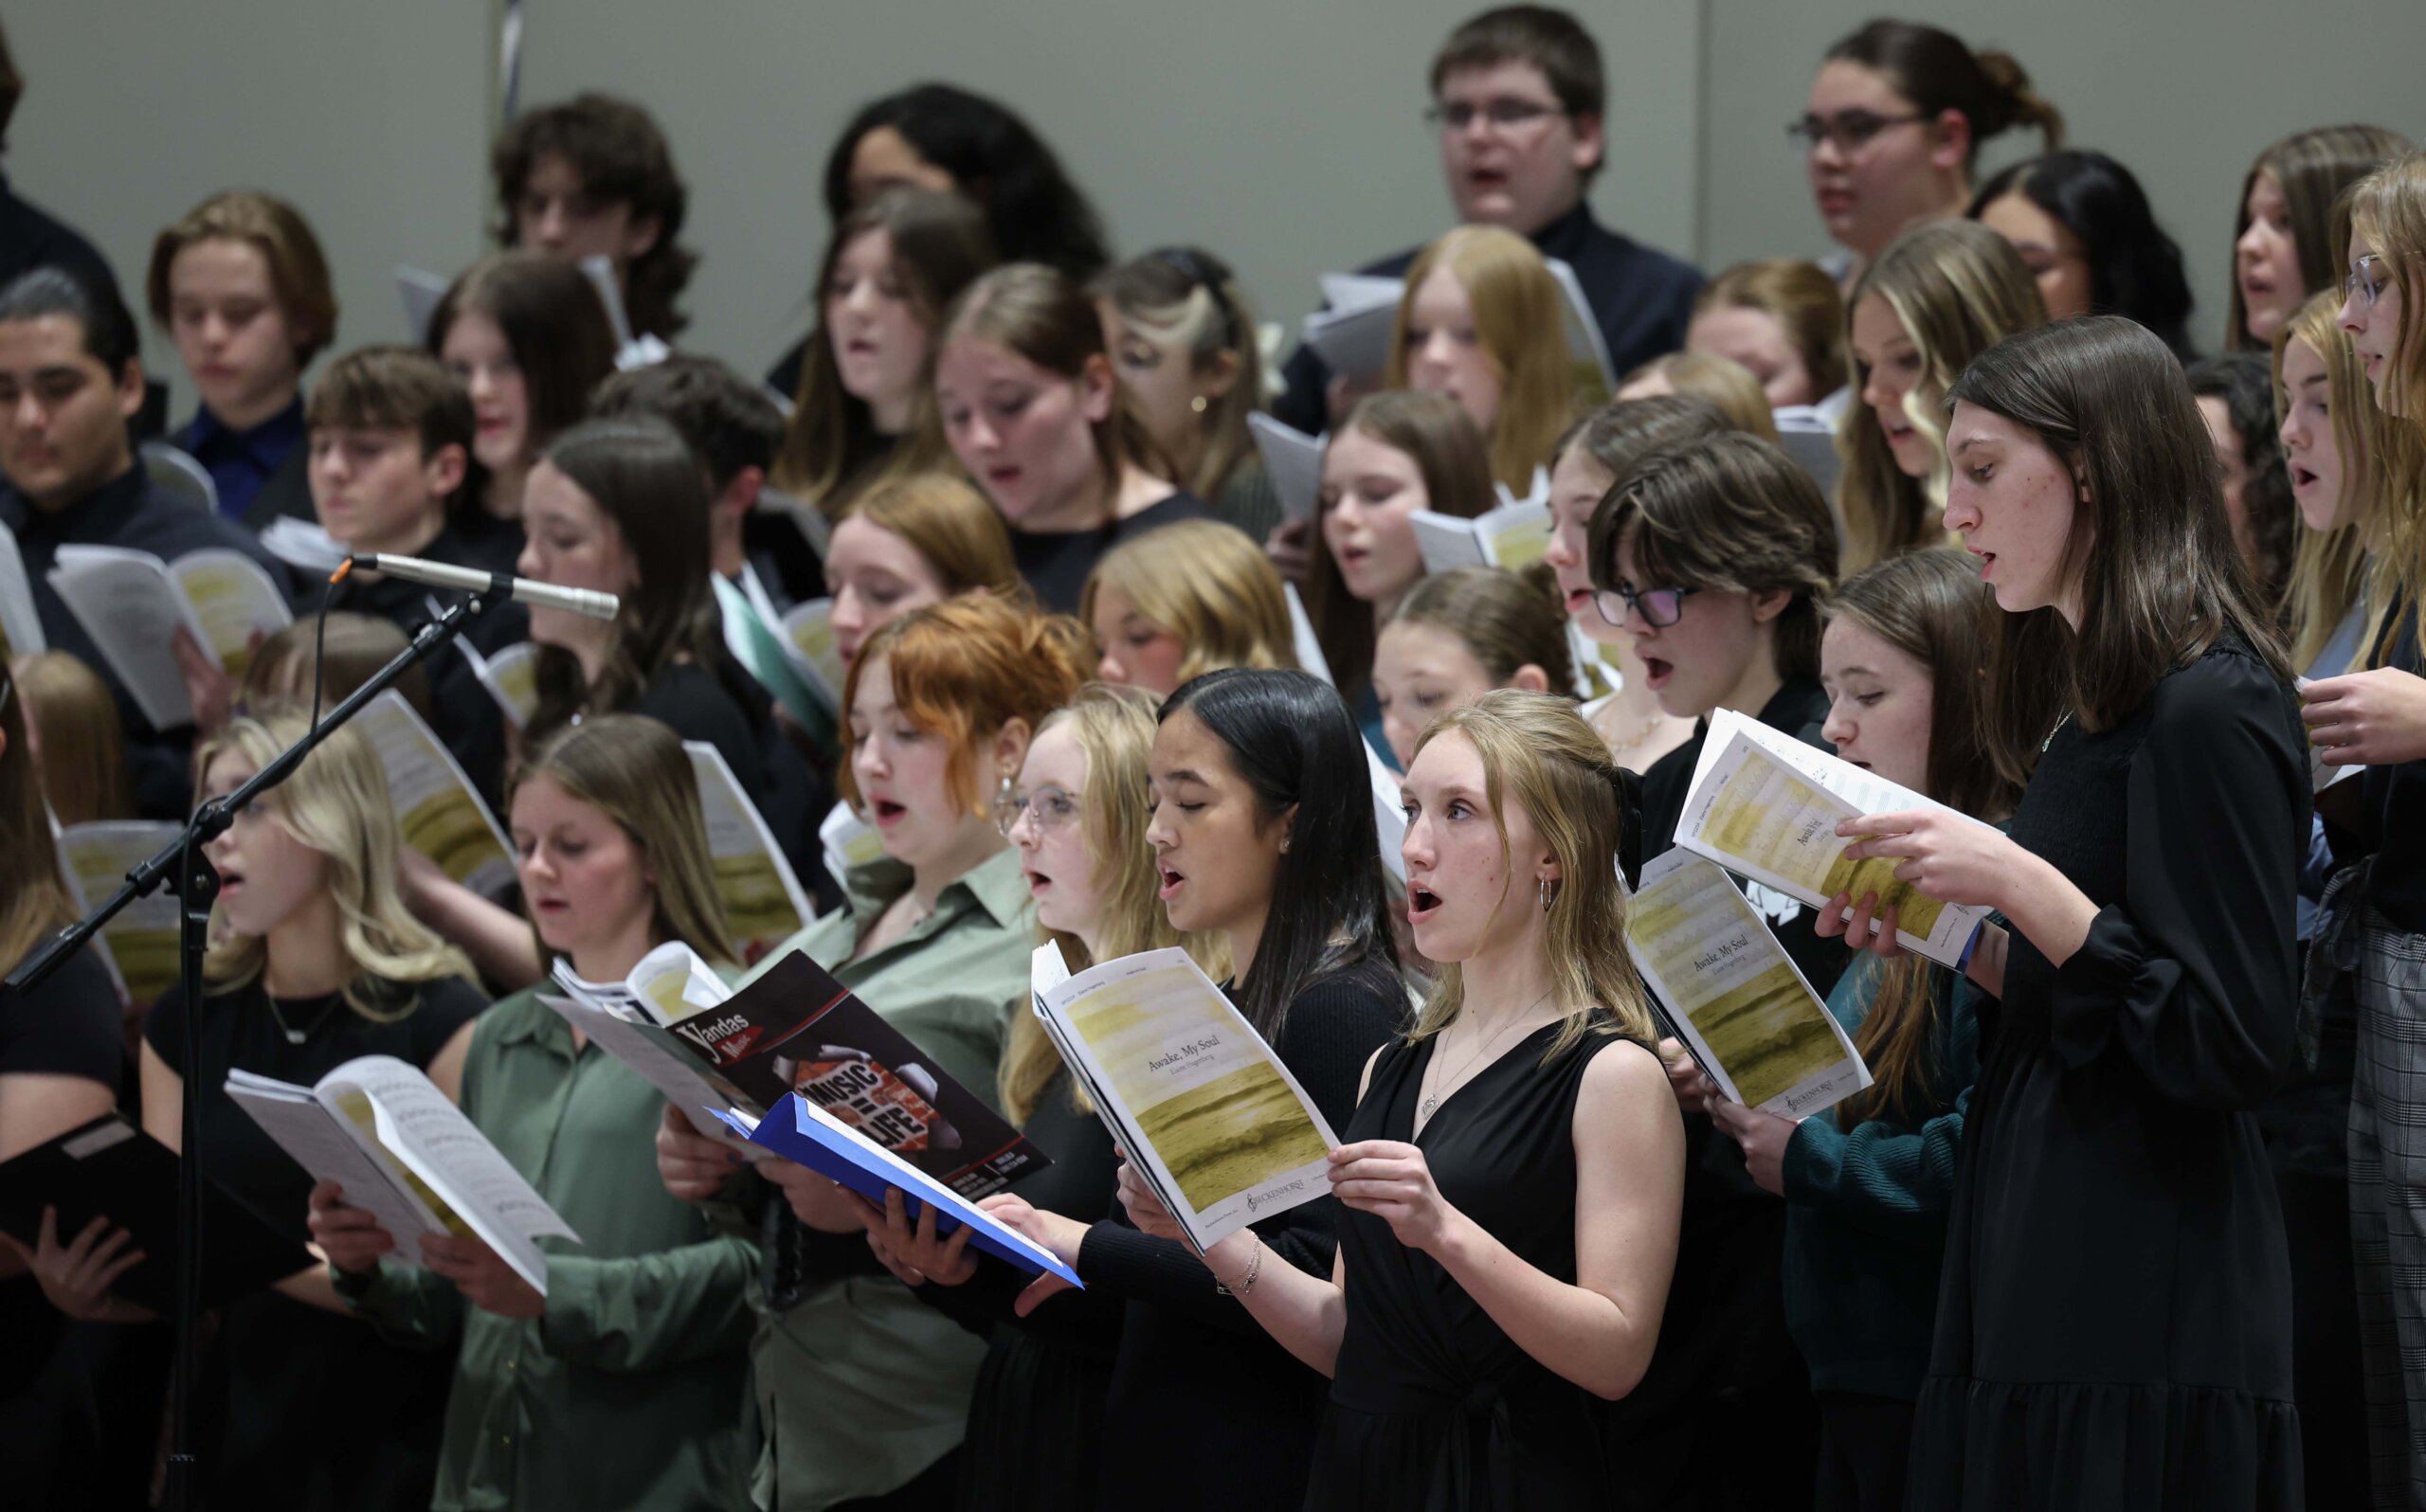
[[1273, 200, 1703, 434], [2, 464, 296, 816], [176, 396, 307, 528]]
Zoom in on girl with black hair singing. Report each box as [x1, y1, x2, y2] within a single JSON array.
[[986, 668, 1405, 1512]]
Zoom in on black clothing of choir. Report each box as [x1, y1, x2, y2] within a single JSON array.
[[1007, 491, 1212, 615], [144, 973, 487, 1512], [1077, 965, 1403, 1512], [1615, 675, 1838, 1510], [1308, 1023, 1642, 1510], [1908, 636, 2306, 1508]]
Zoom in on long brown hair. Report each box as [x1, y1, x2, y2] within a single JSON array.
[[13, 651, 131, 828], [2346, 151, 2426, 630], [774, 188, 996, 512], [1821, 549, 2019, 1126], [511, 714, 738, 971], [0, 663, 77, 973], [1385, 565, 1576, 695], [1305, 389, 1495, 700], [526, 419, 748, 740], [427, 252, 618, 452], [1389, 225, 1601, 492], [1838, 221, 2047, 574], [2226, 125, 2414, 351], [1949, 317, 2292, 785], [935, 261, 1173, 511]]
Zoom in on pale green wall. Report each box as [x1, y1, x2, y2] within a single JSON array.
[[10, 0, 2422, 407]]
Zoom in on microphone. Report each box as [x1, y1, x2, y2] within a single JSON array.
[[344, 554, 621, 621]]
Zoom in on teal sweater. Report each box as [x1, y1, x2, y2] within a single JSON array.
[[1779, 951, 1982, 1400]]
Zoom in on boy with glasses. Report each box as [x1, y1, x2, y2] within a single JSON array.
[[1272, 5, 1701, 433]]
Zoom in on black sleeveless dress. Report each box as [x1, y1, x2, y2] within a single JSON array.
[[1307, 1023, 1641, 1511]]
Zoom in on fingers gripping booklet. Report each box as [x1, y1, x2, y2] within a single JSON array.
[[1030, 945, 1341, 1253], [1676, 708, 1995, 968], [1625, 851, 1870, 1117], [225, 1055, 578, 1293], [552, 943, 1052, 1200]]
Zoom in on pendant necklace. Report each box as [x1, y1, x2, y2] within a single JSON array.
[[267, 992, 339, 1047], [1419, 986, 1555, 1124]]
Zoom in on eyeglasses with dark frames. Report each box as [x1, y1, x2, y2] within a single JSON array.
[[1786, 111, 1926, 154], [1594, 584, 1700, 629]]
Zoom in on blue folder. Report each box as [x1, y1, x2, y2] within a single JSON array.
[[715, 1096, 1083, 1287]]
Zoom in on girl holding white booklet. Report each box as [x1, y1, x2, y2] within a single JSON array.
[[36, 714, 485, 1512], [1120, 691, 1682, 1510], [982, 669, 1403, 1512], [311, 713, 756, 1511], [1709, 549, 2017, 1509], [1838, 320, 2308, 1508]]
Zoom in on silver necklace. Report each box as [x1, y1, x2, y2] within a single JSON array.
[[2041, 709, 2074, 754], [1419, 987, 1555, 1124], [267, 991, 339, 1047]]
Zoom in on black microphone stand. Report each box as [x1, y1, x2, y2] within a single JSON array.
[[3, 585, 501, 1512]]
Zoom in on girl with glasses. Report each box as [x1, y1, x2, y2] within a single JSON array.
[[1585, 429, 1840, 1506], [2308, 149, 2426, 1505], [1542, 395, 1729, 774], [1797, 21, 2063, 288], [863, 683, 1225, 1512], [1967, 150, 2198, 360], [1712, 547, 2018, 1512]]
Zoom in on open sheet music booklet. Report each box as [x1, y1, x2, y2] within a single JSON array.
[[1030, 945, 1340, 1252], [1625, 851, 1869, 1117], [714, 1097, 1080, 1286], [356, 692, 516, 897], [683, 742, 814, 962], [55, 820, 181, 1004], [45, 545, 290, 729], [552, 943, 1050, 1198], [1247, 414, 1325, 523], [1299, 261, 1611, 387], [0, 527, 45, 657], [1675, 709, 1994, 968], [225, 1055, 578, 1293], [458, 639, 540, 729], [1409, 469, 1553, 574]]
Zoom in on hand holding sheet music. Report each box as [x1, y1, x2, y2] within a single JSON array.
[[1675, 709, 1997, 967]]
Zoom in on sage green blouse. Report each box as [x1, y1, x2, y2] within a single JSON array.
[[335, 987, 757, 1512]]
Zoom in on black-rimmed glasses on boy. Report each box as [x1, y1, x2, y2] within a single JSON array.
[[1786, 111, 1925, 154], [1594, 585, 1699, 629]]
